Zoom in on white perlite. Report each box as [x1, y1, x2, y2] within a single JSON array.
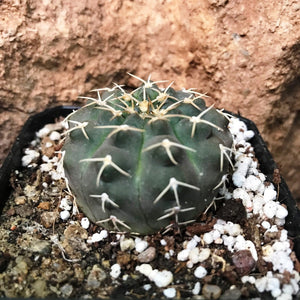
[[136, 264, 173, 288], [49, 131, 61, 141], [177, 249, 190, 261], [143, 284, 152, 291], [22, 149, 40, 167], [87, 230, 108, 244], [60, 210, 70, 221], [192, 282, 201, 295], [163, 288, 176, 298], [59, 197, 72, 211], [135, 237, 148, 253], [80, 217, 90, 229], [194, 266, 207, 278], [226, 116, 299, 297], [110, 263, 121, 279]]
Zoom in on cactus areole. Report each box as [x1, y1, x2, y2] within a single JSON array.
[[62, 75, 233, 234]]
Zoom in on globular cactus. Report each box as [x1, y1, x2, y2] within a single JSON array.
[[62, 74, 233, 234]]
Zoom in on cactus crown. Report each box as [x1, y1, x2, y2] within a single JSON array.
[[62, 74, 233, 234]]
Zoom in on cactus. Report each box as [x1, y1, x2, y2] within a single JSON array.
[[62, 74, 233, 234]]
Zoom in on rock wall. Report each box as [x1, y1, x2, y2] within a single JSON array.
[[0, 0, 299, 199]]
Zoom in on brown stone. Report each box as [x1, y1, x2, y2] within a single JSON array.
[[40, 211, 59, 228], [117, 252, 132, 266], [61, 224, 89, 260], [5, 208, 16, 217], [41, 137, 55, 158], [0, 0, 299, 200], [37, 202, 51, 210]]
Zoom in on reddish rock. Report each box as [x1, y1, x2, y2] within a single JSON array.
[[232, 250, 256, 276], [0, 0, 299, 199]]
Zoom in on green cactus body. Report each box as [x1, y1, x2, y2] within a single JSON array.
[[62, 76, 233, 234]]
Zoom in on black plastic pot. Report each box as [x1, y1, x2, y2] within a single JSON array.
[[0, 106, 76, 210], [0, 106, 299, 294]]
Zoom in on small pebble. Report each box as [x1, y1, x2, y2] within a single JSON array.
[[31, 279, 49, 298], [220, 287, 242, 300], [15, 196, 26, 205], [60, 283, 73, 297], [137, 246, 156, 263], [87, 265, 107, 289], [37, 202, 51, 210], [262, 245, 273, 257], [266, 276, 280, 291], [40, 211, 58, 228], [5, 208, 16, 217], [62, 224, 89, 259], [202, 284, 222, 300], [120, 237, 135, 251], [214, 237, 223, 244], [29, 240, 51, 255]]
